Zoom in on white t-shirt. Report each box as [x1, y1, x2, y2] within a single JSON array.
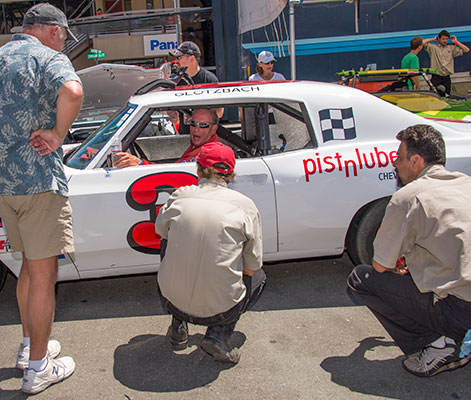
[[249, 71, 286, 81]]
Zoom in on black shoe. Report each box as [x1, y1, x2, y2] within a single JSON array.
[[201, 324, 240, 363], [167, 317, 188, 350]]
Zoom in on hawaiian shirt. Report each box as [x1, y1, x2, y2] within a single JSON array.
[[0, 34, 81, 196]]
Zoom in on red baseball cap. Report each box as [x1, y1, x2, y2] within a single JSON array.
[[196, 142, 235, 174]]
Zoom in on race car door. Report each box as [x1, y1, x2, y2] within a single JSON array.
[[67, 157, 276, 280]]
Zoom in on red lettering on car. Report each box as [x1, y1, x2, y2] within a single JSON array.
[[303, 147, 396, 181]]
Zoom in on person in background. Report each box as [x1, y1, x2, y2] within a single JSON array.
[[423, 30, 469, 95], [0, 2, 83, 394], [155, 142, 265, 364], [169, 41, 222, 133], [112, 108, 220, 167], [249, 50, 286, 81], [401, 36, 423, 89], [249, 50, 286, 123], [170, 41, 218, 85]]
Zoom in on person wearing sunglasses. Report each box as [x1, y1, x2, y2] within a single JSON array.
[[249, 50, 286, 81], [169, 41, 220, 135], [176, 108, 220, 162], [113, 108, 220, 167]]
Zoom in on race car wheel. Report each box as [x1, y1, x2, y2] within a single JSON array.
[[0, 262, 8, 293], [346, 197, 390, 266]]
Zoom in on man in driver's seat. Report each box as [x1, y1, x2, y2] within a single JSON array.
[[112, 108, 220, 168]]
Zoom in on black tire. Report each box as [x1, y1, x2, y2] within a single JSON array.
[[0, 261, 8, 293], [346, 197, 390, 266]]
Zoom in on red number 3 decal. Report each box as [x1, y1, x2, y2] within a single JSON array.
[[126, 172, 198, 254]]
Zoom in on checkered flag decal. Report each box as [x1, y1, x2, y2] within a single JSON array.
[[319, 107, 356, 143]]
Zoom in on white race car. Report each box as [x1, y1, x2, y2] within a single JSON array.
[[1, 80, 471, 291]]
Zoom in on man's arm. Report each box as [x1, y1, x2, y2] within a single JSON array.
[[412, 76, 421, 89], [451, 35, 470, 53], [372, 259, 389, 273], [242, 210, 263, 276], [407, 56, 421, 89], [30, 80, 83, 156], [113, 152, 153, 168], [373, 258, 409, 275], [422, 37, 437, 49]]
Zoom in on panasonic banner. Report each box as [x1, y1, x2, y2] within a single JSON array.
[[143, 34, 178, 57]]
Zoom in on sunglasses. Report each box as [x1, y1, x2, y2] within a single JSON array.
[[262, 61, 275, 65], [189, 120, 212, 129]]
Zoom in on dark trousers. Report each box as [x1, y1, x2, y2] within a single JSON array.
[[431, 74, 452, 95], [158, 268, 266, 328], [347, 264, 471, 355]]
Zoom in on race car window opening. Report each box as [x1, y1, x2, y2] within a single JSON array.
[[266, 102, 313, 153], [270, 103, 304, 122], [101, 101, 314, 166], [65, 104, 137, 170], [121, 109, 153, 151], [300, 102, 318, 148], [124, 108, 189, 164]]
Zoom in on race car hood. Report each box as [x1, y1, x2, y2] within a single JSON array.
[[77, 63, 167, 112]]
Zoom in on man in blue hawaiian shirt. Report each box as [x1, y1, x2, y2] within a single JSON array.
[[0, 3, 83, 394]]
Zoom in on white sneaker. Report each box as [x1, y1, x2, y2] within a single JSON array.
[[16, 339, 62, 370], [22, 356, 75, 394]]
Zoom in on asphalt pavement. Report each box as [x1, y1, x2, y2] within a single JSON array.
[[0, 254, 470, 400]]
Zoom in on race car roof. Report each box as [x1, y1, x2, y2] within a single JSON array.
[[128, 80, 366, 108]]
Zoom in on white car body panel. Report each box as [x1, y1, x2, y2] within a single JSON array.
[[2, 81, 471, 282], [65, 159, 277, 279]]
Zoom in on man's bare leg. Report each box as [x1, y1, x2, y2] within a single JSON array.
[[16, 255, 31, 339], [17, 254, 58, 360]]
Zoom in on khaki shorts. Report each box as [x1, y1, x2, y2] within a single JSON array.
[[0, 192, 74, 260]]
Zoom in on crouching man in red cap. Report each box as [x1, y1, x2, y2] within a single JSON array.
[[155, 142, 266, 363]]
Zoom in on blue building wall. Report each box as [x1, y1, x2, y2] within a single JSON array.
[[240, 0, 471, 82]]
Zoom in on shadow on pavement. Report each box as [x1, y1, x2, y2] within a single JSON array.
[[320, 336, 471, 399], [113, 332, 245, 392], [0, 367, 29, 400], [0, 255, 357, 326]]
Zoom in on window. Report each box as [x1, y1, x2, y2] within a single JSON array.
[[268, 102, 313, 152], [122, 102, 314, 165], [66, 104, 137, 169]]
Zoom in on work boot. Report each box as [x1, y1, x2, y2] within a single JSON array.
[[167, 316, 188, 350], [201, 323, 240, 363]]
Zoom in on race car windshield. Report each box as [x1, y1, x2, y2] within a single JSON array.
[[66, 104, 137, 170]]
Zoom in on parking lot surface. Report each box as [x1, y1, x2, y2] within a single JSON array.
[[1, 254, 470, 400]]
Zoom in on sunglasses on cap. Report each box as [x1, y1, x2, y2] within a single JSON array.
[[189, 120, 213, 129]]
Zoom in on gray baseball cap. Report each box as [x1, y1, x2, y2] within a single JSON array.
[[170, 41, 201, 59], [23, 3, 78, 42]]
